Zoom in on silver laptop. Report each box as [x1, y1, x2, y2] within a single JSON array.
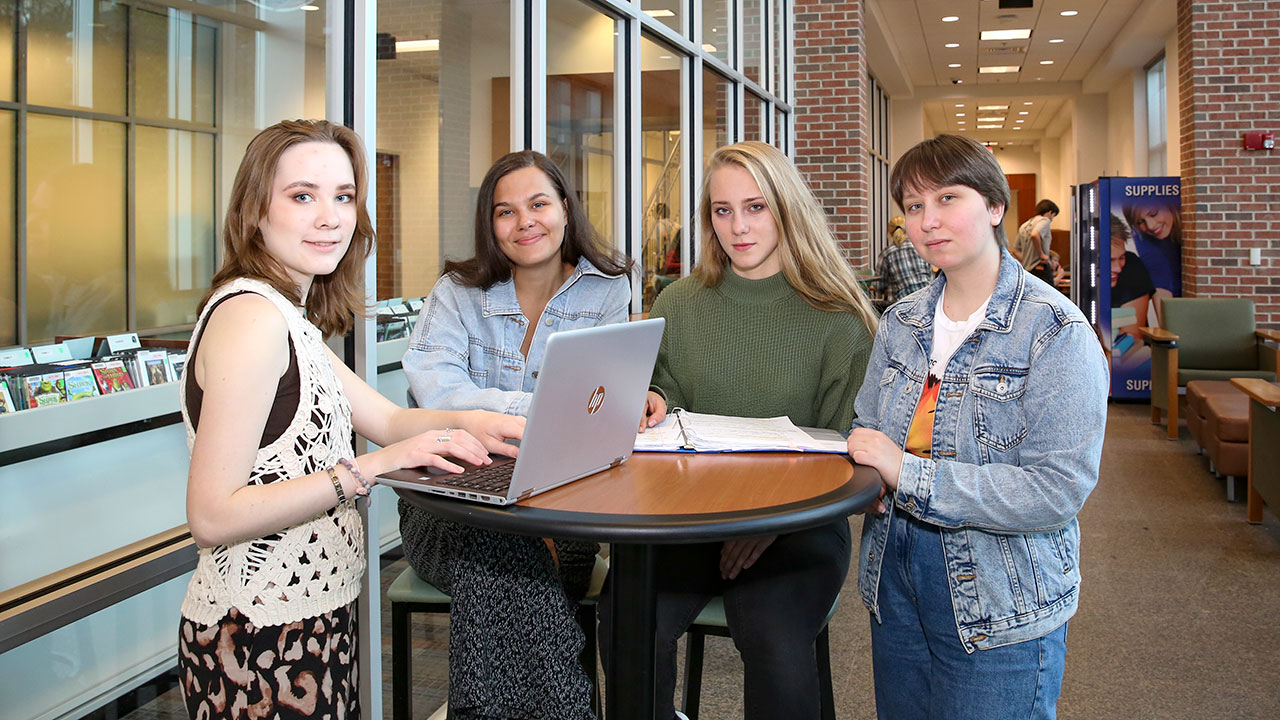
[[379, 318, 665, 505]]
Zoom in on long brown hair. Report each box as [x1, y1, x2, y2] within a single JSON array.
[[693, 141, 878, 332], [200, 119, 374, 337], [446, 150, 631, 288]]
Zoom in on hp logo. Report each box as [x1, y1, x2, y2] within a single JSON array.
[[587, 386, 606, 414]]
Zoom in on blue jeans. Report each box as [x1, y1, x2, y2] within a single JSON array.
[[870, 512, 1068, 720]]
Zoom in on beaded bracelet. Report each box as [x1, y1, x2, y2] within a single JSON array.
[[338, 458, 371, 495], [326, 465, 348, 505]]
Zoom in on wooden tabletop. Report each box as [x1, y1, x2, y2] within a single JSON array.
[[396, 452, 883, 545], [1231, 378, 1280, 407], [1138, 326, 1178, 343]]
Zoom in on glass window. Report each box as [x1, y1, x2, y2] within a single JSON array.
[[744, 91, 765, 142], [0, 110, 12, 346], [773, 106, 785, 152], [640, 35, 682, 310], [28, 0, 128, 114], [1146, 55, 1167, 176], [0, 0, 14, 101], [26, 114, 127, 342], [642, 0, 683, 37], [375, 0, 512, 304], [135, 127, 216, 329], [772, 0, 785, 100], [743, 0, 763, 85], [547, 0, 617, 245], [134, 9, 218, 124], [702, 67, 731, 168], [701, 0, 730, 65]]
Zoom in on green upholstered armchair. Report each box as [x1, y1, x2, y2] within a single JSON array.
[[1139, 298, 1280, 440]]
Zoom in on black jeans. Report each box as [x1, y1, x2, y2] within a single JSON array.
[[599, 519, 851, 720]]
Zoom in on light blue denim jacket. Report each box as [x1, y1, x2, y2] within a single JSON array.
[[853, 249, 1108, 652], [403, 257, 632, 415]]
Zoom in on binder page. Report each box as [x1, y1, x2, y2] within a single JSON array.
[[633, 415, 690, 451]]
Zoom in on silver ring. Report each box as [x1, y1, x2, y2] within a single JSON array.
[[436, 428, 455, 444]]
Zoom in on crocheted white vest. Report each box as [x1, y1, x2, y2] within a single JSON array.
[[179, 278, 365, 627]]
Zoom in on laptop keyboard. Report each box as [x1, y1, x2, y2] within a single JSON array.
[[432, 462, 514, 495]]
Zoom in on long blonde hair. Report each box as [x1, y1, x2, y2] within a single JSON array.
[[692, 141, 878, 332]]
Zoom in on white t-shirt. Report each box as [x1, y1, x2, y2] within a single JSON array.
[[929, 291, 990, 378]]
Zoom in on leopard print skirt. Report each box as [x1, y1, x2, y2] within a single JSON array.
[[178, 604, 358, 720]]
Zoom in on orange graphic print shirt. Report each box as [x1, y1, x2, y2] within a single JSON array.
[[905, 374, 942, 459]]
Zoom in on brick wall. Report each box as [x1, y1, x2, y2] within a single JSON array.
[[1177, 0, 1280, 326], [791, 0, 869, 265]]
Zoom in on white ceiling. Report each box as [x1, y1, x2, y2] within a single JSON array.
[[867, 0, 1172, 146]]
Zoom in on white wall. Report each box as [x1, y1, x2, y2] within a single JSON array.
[[889, 97, 924, 167], [1106, 71, 1140, 177]]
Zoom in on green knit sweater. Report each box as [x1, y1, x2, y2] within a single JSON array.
[[649, 269, 874, 433]]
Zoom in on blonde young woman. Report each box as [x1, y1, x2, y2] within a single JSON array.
[[601, 141, 878, 720]]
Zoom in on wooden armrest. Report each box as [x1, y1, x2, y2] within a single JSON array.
[[1230, 378, 1280, 408], [1256, 328, 1280, 344], [1138, 326, 1178, 344]]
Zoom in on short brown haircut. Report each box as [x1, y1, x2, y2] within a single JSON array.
[[445, 150, 631, 288], [890, 134, 1011, 246], [201, 119, 374, 338]]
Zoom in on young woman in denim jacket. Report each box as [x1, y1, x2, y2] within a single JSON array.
[[399, 150, 631, 719], [847, 134, 1109, 720]]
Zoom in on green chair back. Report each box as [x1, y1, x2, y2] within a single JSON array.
[[1163, 298, 1258, 371]]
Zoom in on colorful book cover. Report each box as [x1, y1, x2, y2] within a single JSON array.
[[137, 349, 172, 386], [92, 360, 135, 395], [168, 351, 188, 380], [64, 367, 99, 401], [25, 372, 66, 408], [0, 378, 15, 414]]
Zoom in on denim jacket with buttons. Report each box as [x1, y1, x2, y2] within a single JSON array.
[[852, 248, 1109, 652], [403, 257, 632, 415]]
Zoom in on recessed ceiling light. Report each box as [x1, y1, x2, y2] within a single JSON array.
[[1019, 111, 1029, 115], [1035, 77, 1043, 80], [978, 124, 1002, 129], [956, 113, 966, 117], [659, 54, 672, 59], [300, 4, 319, 10], [1039, 60, 1054, 65], [702, 43, 717, 52], [645, 9, 675, 18], [978, 116, 1005, 122], [1061, 10, 1078, 16], [949, 63, 962, 68], [1050, 38, 1065, 44], [981, 29, 1031, 41], [942, 16, 960, 23], [396, 39, 439, 52], [955, 103, 965, 107], [980, 66, 1021, 74], [1024, 101, 1033, 105], [945, 42, 960, 48], [1014, 127, 1022, 131], [978, 105, 1008, 111], [1016, 119, 1025, 123]]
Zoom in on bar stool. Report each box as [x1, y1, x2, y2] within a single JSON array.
[[388, 556, 607, 720], [681, 595, 839, 720]]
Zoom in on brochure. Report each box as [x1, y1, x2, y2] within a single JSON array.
[[633, 409, 849, 453]]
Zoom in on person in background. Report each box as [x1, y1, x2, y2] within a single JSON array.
[[876, 214, 933, 303], [178, 119, 521, 720], [399, 150, 631, 719], [605, 140, 877, 720], [848, 134, 1108, 720], [1016, 198, 1059, 285]]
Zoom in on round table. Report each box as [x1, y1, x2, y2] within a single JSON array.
[[396, 451, 883, 720]]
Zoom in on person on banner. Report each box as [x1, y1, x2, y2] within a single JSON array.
[[1109, 215, 1156, 362], [1123, 194, 1182, 319], [847, 134, 1108, 720]]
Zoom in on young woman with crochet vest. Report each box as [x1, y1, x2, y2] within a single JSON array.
[[396, 150, 632, 719], [177, 120, 523, 719], [846, 134, 1109, 719], [598, 141, 878, 720]]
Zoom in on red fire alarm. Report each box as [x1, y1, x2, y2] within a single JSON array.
[[1244, 132, 1274, 150]]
